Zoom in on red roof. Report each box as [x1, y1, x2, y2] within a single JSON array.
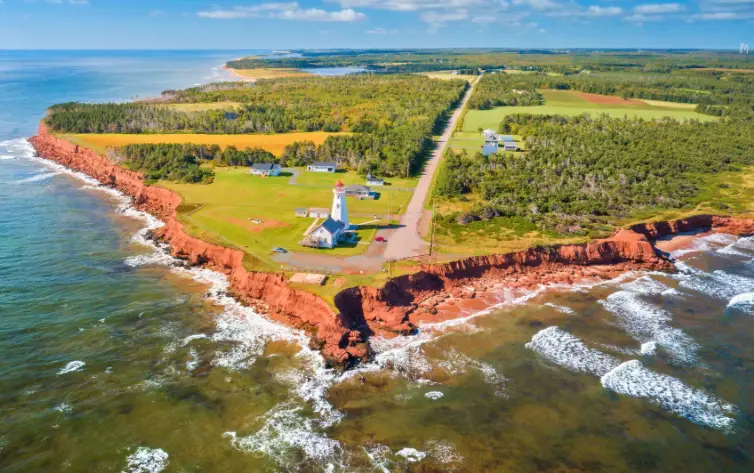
[[336, 180, 344, 187]]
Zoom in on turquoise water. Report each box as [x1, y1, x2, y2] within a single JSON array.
[[1, 51, 754, 472]]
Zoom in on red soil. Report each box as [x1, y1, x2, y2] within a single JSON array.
[[28, 123, 754, 368]]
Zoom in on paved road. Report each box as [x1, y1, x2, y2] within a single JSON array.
[[383, 77, 478, 260]]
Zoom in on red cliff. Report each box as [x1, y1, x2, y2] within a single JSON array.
[[28, 123, 754, 367]]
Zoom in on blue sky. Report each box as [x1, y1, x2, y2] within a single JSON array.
[[0, 0, 752, 49]]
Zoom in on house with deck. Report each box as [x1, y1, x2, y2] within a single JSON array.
[[306, 162, 337, 173], [305, 217, 346, 249], [249, 163, 282, 177]]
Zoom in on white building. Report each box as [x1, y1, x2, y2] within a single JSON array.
[[250, 163, 281, 176], [306, 161, 337, 173], [307, 217, 346, 249], [366, 173, 385, 186], [331, 180, 349, 229]]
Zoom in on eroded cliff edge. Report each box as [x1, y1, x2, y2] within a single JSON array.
[[29, 123, 754, 368]]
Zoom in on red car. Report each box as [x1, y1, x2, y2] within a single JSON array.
[[375, 236, 386, 243]]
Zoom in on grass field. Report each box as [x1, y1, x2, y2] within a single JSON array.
[[227, 68, 312, 80], [63, 132, 347, 156], [460, 89, 717, 134], [160, 168, 416, 270]]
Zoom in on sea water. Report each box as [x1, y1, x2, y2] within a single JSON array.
[[1, 51, 753, 472]]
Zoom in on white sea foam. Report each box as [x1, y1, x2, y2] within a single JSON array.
[[122, 447, 169, 473], [726, 292, 754, 313], [544, 302, 575, 314], [641, 341, 658, 356], [426, 440, 464, 466], [668, 233, 738, 258], [53, 403, 73, 414], [186, 348, 200, 372], [396, 447, 427, 463], [57, 360, 85, 375], [600, 291, 699, 364], [363, 445, 393, 473], [182, 334, 208, 346], [435, 349, 509, 397], [676, 262, 754, 300], [620, 275, 671, 296], [14, 170, 62, 184], [425, 391, 444, 400], [600, 360, 737, 431], [526, 326, 621, 376], [224, 404, 343, 472]]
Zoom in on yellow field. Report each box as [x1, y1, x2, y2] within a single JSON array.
[[227, 68, 312, 80], [166, 102, 241, 112], [63, 132, 348, 156], [640, 99, 698, 110], [420, 71, 477, 82]]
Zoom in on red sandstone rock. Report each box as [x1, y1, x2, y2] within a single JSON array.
[[28, 122, 754, 368]]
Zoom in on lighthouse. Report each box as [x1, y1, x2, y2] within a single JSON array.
[[331, 180, 349, 229]]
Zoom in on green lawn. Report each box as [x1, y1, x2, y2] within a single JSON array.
[[461, 89, 717, 133], [160, 167, 415, 269]]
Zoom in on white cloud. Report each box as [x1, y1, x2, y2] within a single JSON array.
[[585, 5, 622, 15], [198, 2, 366, 21], [472, 14, 498, 22], [689, 11, 754, 18], [512, 0, 562, 12], [366, 27, 399, 33], [421, 8, 469, 30], [335, 0, 486, 12], [633, 3, 685, 14]]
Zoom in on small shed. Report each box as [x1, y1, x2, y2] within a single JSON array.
[[366, 173, 385, 186], [250, 163, 281, 177], [295, 208, 309, 218], [306, 162, 337, 173], [309, 208, 330, 219]]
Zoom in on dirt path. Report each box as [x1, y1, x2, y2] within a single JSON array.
[[383, 76, 479, 260]]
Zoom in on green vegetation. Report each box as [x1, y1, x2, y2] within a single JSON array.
[[117, 143, 275, 183], [47, 75, 467, 177], [161, 167, 415, 269], [437, 114, 754, 238], [227, 49, 754, 74]]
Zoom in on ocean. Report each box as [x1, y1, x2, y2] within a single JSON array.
[[0, 50, 753, 473]]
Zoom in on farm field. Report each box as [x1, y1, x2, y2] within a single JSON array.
[[226, 67, 312, 80], [160, 167, 415, 269], [420, 71, 477, 82], [62, 132, 348, 156], [460, 89, 717, 134]]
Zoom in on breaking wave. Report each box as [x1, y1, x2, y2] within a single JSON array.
[[14, 170, 62, 184], [57, 360, 86, 375], [675, 262, 754, 301], [601, 360, 737, 431], [527, 327, 737, 431], [600, 290, 699, 364], [526, 326, 620, 376]]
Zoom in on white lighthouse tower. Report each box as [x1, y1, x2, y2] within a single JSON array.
[[331, 180, 349, 229]]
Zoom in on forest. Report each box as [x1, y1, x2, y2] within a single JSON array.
[[118, 144, 275, 183], [436, 114, 754, 233], [469, 70, 754, 117], [46, 76, 467, 178], [227, 49, 754, 74]]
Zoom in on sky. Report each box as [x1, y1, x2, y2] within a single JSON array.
[[0, 0, 752, 50]]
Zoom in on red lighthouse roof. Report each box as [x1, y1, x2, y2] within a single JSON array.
[[335, 180, 344, 187]]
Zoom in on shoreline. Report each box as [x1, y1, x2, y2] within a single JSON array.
[[222, 64, 257, 83], [27, 122, 754, 368]]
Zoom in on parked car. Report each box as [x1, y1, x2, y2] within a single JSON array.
[[272, 247, 287, 254], [375, 236, 386, 243]]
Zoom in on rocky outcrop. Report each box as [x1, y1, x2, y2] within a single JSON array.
[[630, 215, 754, 240], [28, 122, 754, 368], [29, 124, 367, 367]]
